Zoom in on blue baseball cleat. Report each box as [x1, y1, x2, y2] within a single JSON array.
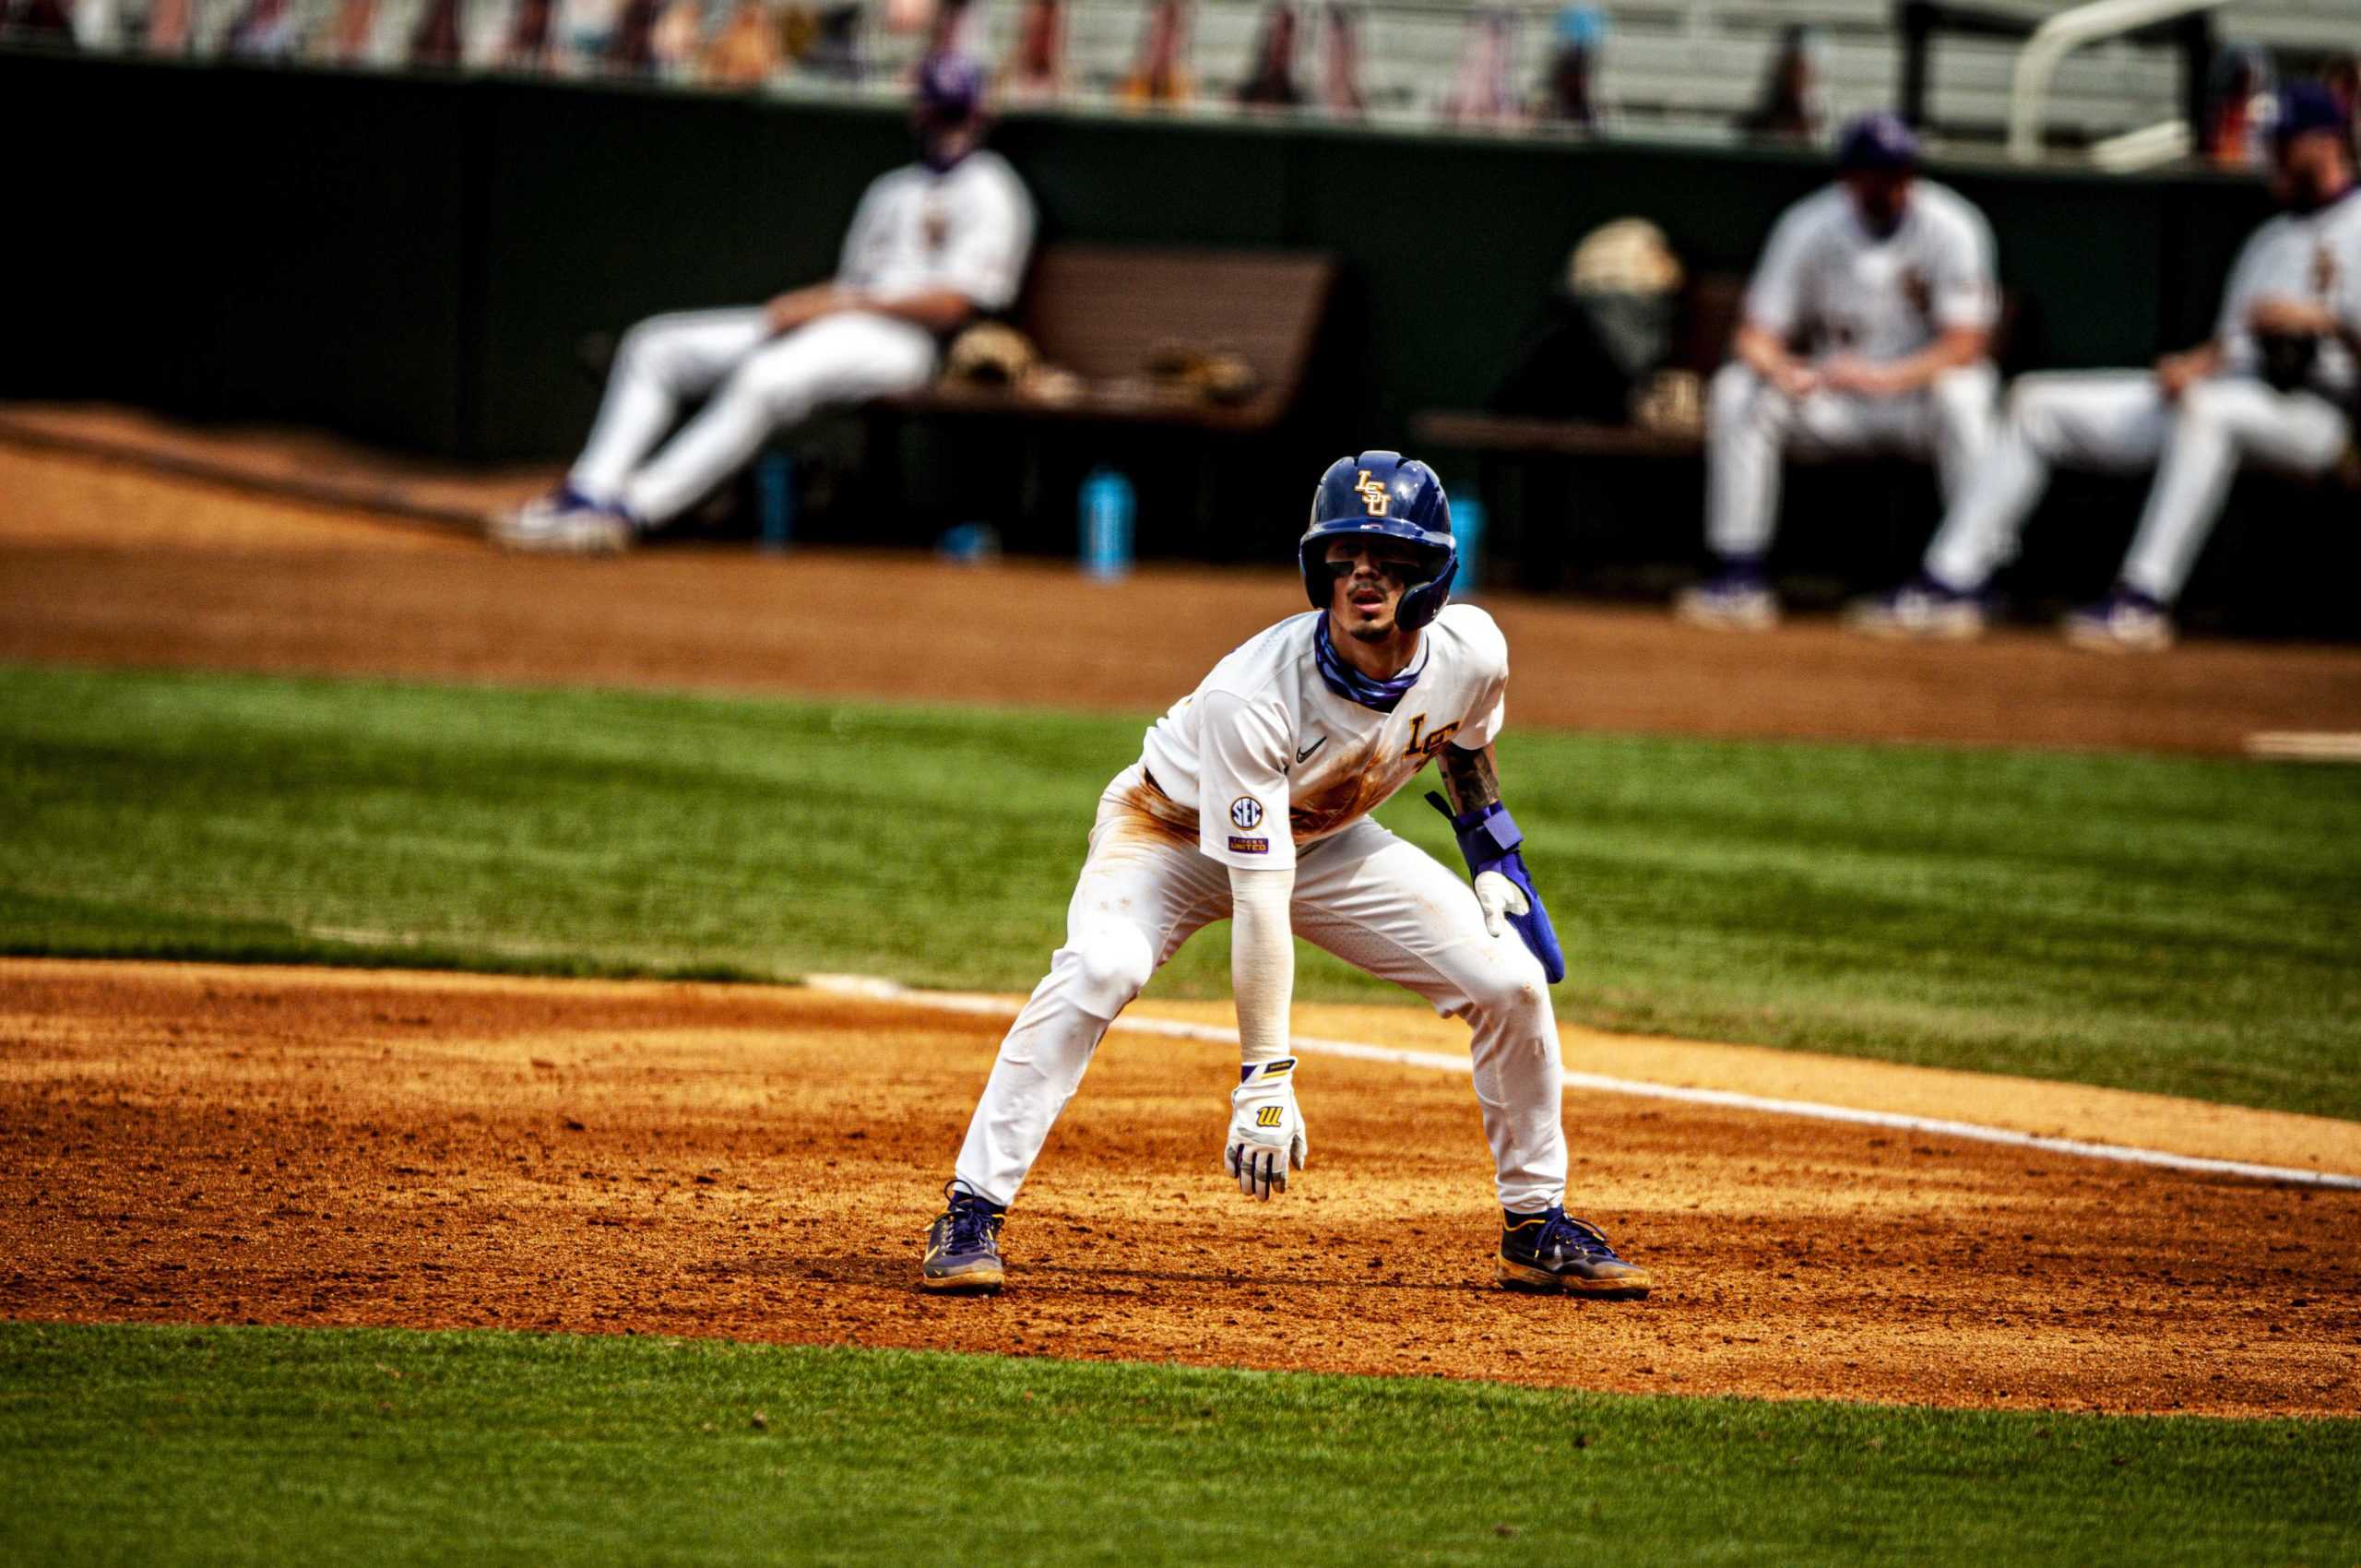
[[1674, 564, 1779, 631], [1846, 572, 1988, 641], [1498, 1207, 1652, 1300], [2063, 584, 2175, 653], [488, 485, 636, 555], [920, 1182, 1007, 1294]]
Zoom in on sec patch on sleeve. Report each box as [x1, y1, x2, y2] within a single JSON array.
[[1229, 797, 1265, 829]]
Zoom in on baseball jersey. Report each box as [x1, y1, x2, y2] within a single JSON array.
[[1743, 180, 1999, 362], [836, 149, 1035, 315], [1136, 604, 1510, 872], [2215, 186, 2361, 398]]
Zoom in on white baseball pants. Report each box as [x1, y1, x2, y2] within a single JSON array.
[[1705, 360, 1999, 558], [567, 307, 938, 525], [1921, 371, 2353, 602], [954, 766, 1568, 1212]]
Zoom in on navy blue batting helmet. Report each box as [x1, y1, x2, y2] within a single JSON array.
[[1299, 452, 1457, 630]]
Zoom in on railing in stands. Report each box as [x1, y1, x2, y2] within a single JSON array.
[[2001, 0, 2233, 160]]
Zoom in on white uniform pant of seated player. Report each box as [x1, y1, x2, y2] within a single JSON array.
[[568, 307, 939, 526], [955, 765, 1566, 1212], [1704, 360, 1999, 558], [1920, 371, 2354, 603]]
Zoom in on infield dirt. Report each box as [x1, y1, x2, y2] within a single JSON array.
[[6, 442, 2361, 754], [4, 960, 2355, 1420]]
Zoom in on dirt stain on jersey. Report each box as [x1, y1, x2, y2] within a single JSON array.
[[1118, 776, 1200, 848], [1287, 740, 1418, 843], [1111, 753, 1428, 853]]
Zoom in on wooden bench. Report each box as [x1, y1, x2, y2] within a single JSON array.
[[893, 244, 1338, 432], [844, 243, 1337, 548]]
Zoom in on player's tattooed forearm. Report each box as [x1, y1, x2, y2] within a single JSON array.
[[1438, 742, 1502, 815]]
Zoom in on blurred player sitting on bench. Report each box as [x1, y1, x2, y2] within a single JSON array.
[[493, 55, 1034, 553], [1677, 112, 2000, 631], [1853, 83, 2360, 652]]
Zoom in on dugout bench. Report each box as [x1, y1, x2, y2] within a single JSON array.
[[849, 244, 1340, 555]]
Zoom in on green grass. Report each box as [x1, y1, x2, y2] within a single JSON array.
[[1, 662, 2356, 1117], [4, 1323, 2355, 1568]]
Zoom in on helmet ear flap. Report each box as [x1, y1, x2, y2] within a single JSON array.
[[1397, 552, 1458, 631], [1299, 536, 1331, 612]]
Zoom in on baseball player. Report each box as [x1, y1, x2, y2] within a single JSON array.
[[492, 54, 1034, 552], [920, 452, 1651, 1301], [1853, 84, 2361, 651], [1677, 112, 2000, 630]]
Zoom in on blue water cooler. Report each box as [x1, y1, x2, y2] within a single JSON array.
[[1452, 487, 1485, 595], [1079, 467, 1135, 581], [754, 453, 794, 553]]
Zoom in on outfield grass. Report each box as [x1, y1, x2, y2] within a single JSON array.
[[4, 1323, 2355, 1568], [1, 663, 2355, 1117]]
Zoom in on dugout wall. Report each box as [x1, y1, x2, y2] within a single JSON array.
[[9, 48, 2332, 629]]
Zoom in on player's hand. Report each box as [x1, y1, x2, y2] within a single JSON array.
[[2248, 297, 2338, 339], [2153, 350, 2210, 399], [765, 286, 840, 335], [1473, 869, 1530, 938], [1820, 355, 1909, 396], [1770, 360, 1820, 399], [1224, 1060, 1307, 1202]]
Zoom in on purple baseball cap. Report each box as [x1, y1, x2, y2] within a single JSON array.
[[1836, 111, 1920, 172], [2274, 80, 2351, 148], [917, 52, 988, 119]]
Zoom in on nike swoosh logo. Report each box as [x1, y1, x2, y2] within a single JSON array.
[[1295, 737, 1327, 764]]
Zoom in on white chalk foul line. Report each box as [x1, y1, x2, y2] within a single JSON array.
[[2247, 731, 2361, 763], [806, 974, 2361, 1193]]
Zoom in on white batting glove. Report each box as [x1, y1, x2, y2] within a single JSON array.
[[1474, 870, 1532, 939], [1224, 1059, 1308, 1202]]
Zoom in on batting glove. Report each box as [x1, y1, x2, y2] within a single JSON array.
[[1224, 1058, 1308, 1202], [1475, 869, 1531, 940]]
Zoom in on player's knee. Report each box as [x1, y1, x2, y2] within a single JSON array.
[[2003, 379, 2066, 443], [1707, 361, 1760, 427], [613, 317, 666, 374], [613, 316, 706, 387], [1929, 362, 1995, 415], [1055, 924, 1155, 1019], [1461, 951, 1549, 1025], [2173, 378, 2234, 434]]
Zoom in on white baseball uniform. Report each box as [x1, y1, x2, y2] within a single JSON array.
[[567, 149, 1035, 525], [1707, 180, 2002, 558], [1921, 189, 2361, 602], [953, 604, 1570, 1213]]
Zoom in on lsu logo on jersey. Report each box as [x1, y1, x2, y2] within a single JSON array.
[[1229, 796, 1264, 829], [1402, 714, 1464, 760], [1902, 267, 1932, 322], [1354, 469, 1389, 517]]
